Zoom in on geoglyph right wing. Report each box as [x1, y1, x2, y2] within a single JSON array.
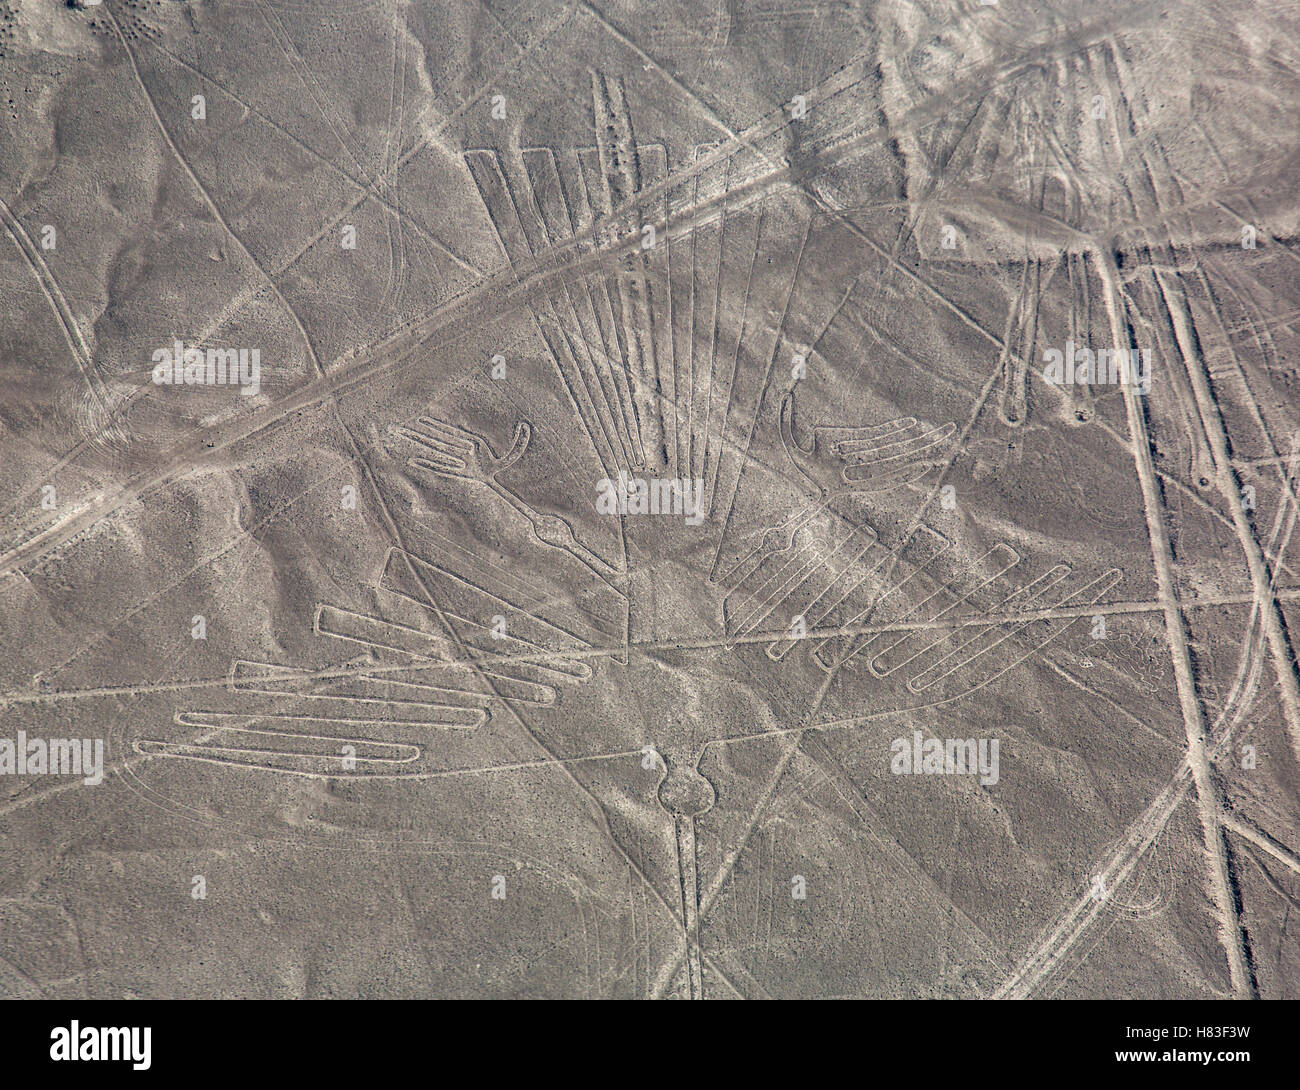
[[780, 391, 956, 493]]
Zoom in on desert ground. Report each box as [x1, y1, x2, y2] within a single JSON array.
[[1, 0, 1299, 999]]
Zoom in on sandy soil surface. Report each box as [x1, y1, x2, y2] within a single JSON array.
[[1, 0, 1299, 999]]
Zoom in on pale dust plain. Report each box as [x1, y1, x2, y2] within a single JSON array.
[[0, 0, 1299, 999]]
